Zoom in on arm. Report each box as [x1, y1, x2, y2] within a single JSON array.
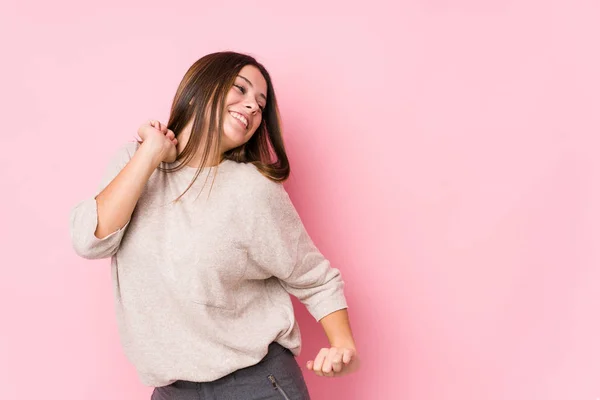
[[70, 143, 146, 259], [246, 180, 348, 321], [93, 142, 162, 239], [319, 308, 356, 350], [70, 121, 177, 259], [307, 308, 360, 377], [246, 180, 360, 377]]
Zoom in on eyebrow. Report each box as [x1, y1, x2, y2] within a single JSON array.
[[237, 75, 267, 103]]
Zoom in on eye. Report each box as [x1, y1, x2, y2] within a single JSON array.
[[233, 84, 246, 94], [234, 83, 265, 112]]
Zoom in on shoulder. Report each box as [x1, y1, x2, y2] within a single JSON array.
[[226, 161, 288, 202], [106, 141, 140, 168], [116, 141, 140, 161]]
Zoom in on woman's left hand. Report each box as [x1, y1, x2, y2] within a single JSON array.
[[306, 347, 360, 377]]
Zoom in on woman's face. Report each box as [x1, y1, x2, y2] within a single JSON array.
[[220, 65, 268, 153]]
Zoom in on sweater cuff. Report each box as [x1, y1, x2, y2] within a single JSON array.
[[70, 197, 130, 259], [90, 197, 131, 241], [309, 293, 349, 322]]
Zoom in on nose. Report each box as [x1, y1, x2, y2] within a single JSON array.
[[244, 99, 260, 114]]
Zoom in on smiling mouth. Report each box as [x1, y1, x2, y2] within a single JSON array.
[[229, 111, 248, 129]]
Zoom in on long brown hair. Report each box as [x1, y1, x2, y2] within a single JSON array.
[[161, 51, 290, 201]]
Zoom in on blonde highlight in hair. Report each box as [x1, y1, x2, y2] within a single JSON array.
[[159, 51, 290, 201]]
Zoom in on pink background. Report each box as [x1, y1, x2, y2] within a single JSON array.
[[1, 0, 599, 399]]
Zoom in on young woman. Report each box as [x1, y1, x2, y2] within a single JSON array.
[[70, 51, 359, 399]]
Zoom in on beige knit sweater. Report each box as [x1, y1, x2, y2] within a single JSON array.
[[69, 142, 347, 387]]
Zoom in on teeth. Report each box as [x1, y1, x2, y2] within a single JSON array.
[[230, 111, 248, 128]]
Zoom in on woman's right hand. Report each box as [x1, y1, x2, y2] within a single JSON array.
[[137, 120, 178, 163]]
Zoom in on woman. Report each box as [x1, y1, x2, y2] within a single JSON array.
[[70, 51, 359, 399]]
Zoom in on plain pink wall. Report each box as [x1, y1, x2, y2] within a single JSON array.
[[1, 0, 599, 399]]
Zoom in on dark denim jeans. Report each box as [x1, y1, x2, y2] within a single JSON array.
[[151, 343, 311, 400]]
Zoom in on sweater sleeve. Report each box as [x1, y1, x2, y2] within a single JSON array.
[[69, 142, 138, 260], [247, 179, 348, 322]]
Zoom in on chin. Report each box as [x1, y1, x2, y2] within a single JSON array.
[[224, 135, 245, 146], [225, 129, 254, 146], [221, 137, 246, 153]]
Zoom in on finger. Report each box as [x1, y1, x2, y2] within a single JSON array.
[[342, 349, 354, 364], [331, 352, 344, 373], [324, 348, 341, 377], [306, 360, 313, 370], [166, 130, 175, 140], [155, 120, 168, 134], [312, 348, 328, 377], [322, 348, 338, 374], [312, 348, 328, 371]]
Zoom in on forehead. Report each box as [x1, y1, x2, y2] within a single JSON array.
[[238, 65, 267, 92]]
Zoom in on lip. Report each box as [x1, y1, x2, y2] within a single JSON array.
[[229, 110, 250, 129]]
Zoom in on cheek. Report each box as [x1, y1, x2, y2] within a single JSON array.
[[226, 89, 243, 104], [251, 117, 263, 133]]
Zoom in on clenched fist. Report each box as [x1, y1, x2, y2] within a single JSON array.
[[137, 120, 178, 163], [306, 346, 360, 378]]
